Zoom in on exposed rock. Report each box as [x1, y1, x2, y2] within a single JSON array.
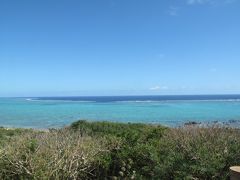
[[228, 119, 240, 123], [184, 121, 201, 126]]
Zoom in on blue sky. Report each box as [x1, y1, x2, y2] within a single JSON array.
[[0, 0, 240, 96]]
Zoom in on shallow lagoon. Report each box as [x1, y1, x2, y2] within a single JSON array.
[[1, 95, 240, 128]]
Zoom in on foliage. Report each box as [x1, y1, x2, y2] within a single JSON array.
[[0, 127, 31, 146], [0, 128, 112, 179], [0, 121, 240, 179]]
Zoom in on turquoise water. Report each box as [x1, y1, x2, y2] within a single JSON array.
[[1, 97, 240, 128]]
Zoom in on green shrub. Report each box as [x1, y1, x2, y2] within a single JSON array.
[[1, 121, 240, 179], [0, 128, 31, 147], [71, 121, 240, 179], [0, 129, 110, 179]]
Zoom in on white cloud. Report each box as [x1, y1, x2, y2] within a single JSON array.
[[156, 53, 165, 59], [150, 86, 169, 91], [150, 86, 161, 90], [186, 0, 236, 5], [180, 86, 187, 89], [187, 0, 206, 4], [168, 6, 179, 16], [210, 68, 217, 72]]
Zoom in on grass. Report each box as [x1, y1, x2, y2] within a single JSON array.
[[0, 120, 240, 179]]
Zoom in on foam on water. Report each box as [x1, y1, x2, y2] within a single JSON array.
[[1, 95, 240, 128]]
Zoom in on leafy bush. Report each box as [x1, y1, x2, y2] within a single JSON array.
[[0, 121, 240, 179], [0, 129, 111, 179], [0, 127, 31, 146], [71, 121, 240, 179]]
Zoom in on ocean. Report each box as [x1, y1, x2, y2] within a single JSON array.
[[1, 95, 240, 128]]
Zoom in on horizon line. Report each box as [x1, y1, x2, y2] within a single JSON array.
[[2, 93, 240, 98]]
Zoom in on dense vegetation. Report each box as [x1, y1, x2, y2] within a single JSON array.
[[0, 121, 240, 179]]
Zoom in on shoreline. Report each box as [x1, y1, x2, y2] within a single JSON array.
[[1, 119, 240, 130]]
